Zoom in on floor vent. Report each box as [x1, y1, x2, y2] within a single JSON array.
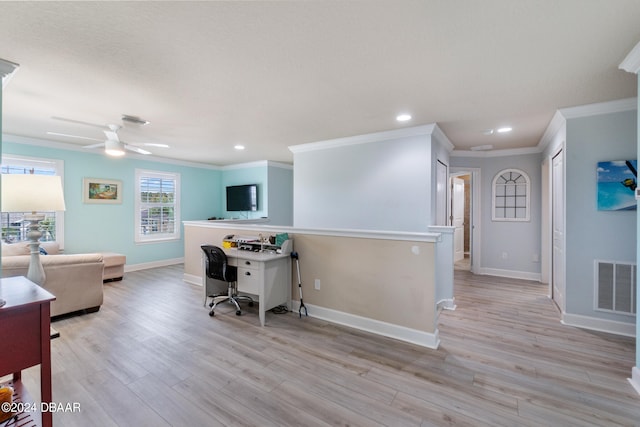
[[595, 261, 636, 315]]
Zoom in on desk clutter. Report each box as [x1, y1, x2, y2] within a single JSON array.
[[222, 232, 292, 254]]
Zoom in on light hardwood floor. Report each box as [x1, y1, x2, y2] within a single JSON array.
[[20, 265, 640, 426]]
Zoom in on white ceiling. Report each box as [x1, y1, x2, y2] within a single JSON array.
[[1, 1, 639, 166]]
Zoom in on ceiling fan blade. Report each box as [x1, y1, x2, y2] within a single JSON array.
[[124, 144, 151, 155], [104, 130, 120, 142], [51, 116, 106, 129], [141, 142, 170, 148], [46, 131, 103, 142], [83, 142, 105, 149]]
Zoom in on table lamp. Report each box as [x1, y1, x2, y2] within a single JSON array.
[[1, 174, 66, 287]]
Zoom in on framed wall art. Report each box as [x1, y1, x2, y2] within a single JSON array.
[[83, 177, 122, 204], [597, 160, 637, 211]]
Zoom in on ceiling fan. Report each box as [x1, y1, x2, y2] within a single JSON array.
[[47, 115, 169, 157]]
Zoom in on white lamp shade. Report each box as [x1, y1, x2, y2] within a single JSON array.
[[1, 174, 66, 212]]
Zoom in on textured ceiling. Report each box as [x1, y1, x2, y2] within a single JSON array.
[[1, 1, 639, 165]]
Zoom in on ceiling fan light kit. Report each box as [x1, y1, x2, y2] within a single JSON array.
[[49, 115, 165, 157], [104, 139, 126, 156]]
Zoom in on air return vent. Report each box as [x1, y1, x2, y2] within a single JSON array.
[[595, 261, 636, 315]]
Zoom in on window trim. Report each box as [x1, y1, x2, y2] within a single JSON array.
[[491, 168, 530, 222], [134, 169, 181, 244], [1, 154, 65, 249]]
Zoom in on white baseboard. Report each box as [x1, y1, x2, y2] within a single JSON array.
[[437, 298, 456, 311], [629, 367, 640, 396], [124, 257, 184, 273], [290, 300, 440, 349], [479, 267, 541, 282], [183, 273, 202, 286], [561, 313, 636, 337]]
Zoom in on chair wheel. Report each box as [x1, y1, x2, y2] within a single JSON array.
[[209, 302, 214, 308], [248, 301, 254, 307], [236, 310, 242, 316], [209, 311, 215, 317]]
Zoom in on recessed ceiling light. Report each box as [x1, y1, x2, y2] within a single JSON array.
[[482, 129, 494, 135], [234, 145, 245, 150], [497, 127, 512, 133], [396, 114, 412, 122]]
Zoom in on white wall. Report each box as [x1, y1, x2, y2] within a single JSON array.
[[291, 126, 447, 232]]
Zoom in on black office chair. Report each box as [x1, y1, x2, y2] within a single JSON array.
[[201, 245, 253, 317]]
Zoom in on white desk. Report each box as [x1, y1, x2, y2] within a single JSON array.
[[204, 248, 291, 326]]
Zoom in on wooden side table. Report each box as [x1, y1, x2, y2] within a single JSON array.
[[0, 276, 55, 427]]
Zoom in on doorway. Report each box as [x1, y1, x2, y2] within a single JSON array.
[[451, 175, 467, 265], [450, 169, 479, 273]]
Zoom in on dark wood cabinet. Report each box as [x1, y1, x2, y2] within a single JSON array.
[[0, 276, 55, 427]]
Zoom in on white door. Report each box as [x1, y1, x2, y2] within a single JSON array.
[[436, 160, 448, 225], [552, 150, 565, 311], [451, 177, 465, 262]]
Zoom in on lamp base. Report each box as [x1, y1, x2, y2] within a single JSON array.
[[24, 213, 46, 286]]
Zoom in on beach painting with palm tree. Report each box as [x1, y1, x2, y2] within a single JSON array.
[[597, 160, 637, 211]]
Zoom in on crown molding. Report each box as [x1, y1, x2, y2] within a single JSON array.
[[536, 98, 638, 153], [221, 160, 269, 170], [537, 110, 567, 152], [288, 124, 437, 154], [4, 133, 292, 171], [0, 58, 19, 89], [619, 41, 640, 74], [558, 97, 637, 119], [266, 160, 293, 170], [451, 146, 541, 158], [2, 133, 222, 170], [431, 124, 455, 153], [221, 160, 292, 171]]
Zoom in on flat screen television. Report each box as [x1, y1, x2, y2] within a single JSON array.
[[226, 184, 258, 211]]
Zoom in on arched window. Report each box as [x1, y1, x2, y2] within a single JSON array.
[[492, 168, 530, 221]]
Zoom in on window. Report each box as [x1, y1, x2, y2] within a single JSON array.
[[492, 168, 530, 221], [135, 169, 180, 243], [1, 155, 65, 246]]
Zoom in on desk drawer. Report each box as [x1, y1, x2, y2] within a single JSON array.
[[239, 259, 259, 270], [238, 267, 260, 294]]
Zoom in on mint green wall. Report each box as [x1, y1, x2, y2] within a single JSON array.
[[2, 139, 221, 265], [221, 165, 268, 219]]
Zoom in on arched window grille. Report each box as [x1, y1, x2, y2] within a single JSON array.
[[492, 168, 530, 221]]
